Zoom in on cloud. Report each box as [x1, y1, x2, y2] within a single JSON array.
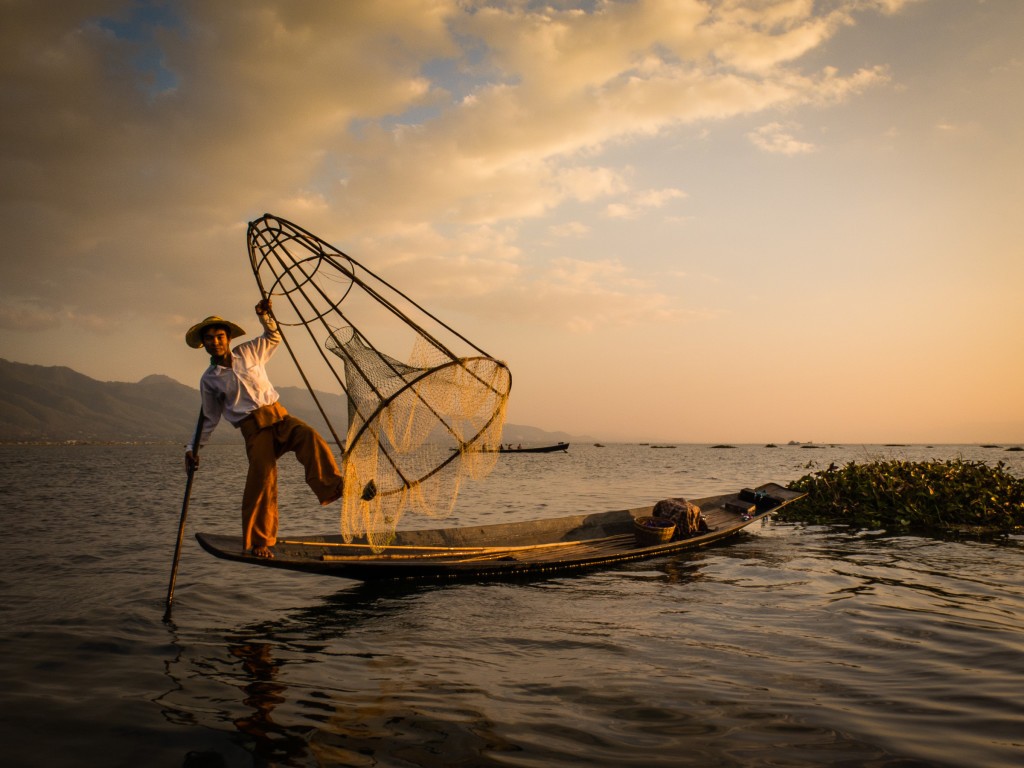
[[0, 297, 126, 333], [0, 0, 903, 338], [867, 0, 925, 14], [0, 301, 63, 332], [306, 1, 891, 242], [514, 255, 693, 332], [549, 221, 590, 238], [605, 187, 687, 218], [748, 121, 816, 154], [933, 120, 982, 139]]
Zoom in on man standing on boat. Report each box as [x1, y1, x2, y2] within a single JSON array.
[[184, 298, 344, 559]]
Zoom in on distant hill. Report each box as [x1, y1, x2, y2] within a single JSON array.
[[0, 358, 582, 445], [0, 360, 204, 443]]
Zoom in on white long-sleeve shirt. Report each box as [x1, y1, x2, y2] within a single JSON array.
[[188, 313, 281, 450]]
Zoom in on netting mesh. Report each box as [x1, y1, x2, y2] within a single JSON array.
[[247, 214, 511, 550]]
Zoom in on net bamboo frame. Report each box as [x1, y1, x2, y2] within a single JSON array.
[[246, 213, 511, 550]]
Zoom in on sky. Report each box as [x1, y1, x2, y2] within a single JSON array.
[[1, 0, 1022, 444]]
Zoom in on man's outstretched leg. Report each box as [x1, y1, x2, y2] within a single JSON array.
[[276, 416, 344, 505]]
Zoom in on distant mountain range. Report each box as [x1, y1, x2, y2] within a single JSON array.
[[0, 358, 579, 445]]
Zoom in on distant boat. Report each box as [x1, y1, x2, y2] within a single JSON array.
[[449, 442, 569, 454], [494, 442, 569, 454]]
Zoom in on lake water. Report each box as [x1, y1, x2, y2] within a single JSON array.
[[2, 442, 1023, 767]]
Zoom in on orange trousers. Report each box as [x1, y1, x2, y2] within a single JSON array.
[[239, 405, 343, 550]]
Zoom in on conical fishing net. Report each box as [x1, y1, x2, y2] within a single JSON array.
[[247, 214, 511, 550]]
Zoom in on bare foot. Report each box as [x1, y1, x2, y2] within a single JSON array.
[[251, 545, 274, 559]]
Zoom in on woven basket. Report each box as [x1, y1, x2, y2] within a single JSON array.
[[634, 516, 675, 546]]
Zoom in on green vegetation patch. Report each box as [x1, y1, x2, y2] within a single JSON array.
[[780, 459, 1024, 536]]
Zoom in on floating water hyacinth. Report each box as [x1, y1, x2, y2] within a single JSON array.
[[781, 458, 1024, 536]]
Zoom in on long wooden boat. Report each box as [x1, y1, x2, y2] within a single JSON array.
[[196, 483, 804, 582], [497, 442, 569, 453], [448, 442, 570, 454]]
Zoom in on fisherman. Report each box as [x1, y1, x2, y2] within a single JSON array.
[[184, 298, 344, 558]]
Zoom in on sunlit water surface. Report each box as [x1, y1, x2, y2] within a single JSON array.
[[1, 443, 1023, 767]]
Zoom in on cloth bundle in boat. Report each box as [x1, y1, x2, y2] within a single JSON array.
[[653, 497, 706, 539], [740, 487, 785, 511], [247, 214, 511, 551]]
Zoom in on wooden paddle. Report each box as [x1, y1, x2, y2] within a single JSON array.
[[163, 409, 204, 621]]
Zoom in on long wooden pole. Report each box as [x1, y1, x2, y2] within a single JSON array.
[[163, 409, 204, 621]]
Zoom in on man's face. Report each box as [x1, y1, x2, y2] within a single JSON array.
[[202, 327, 231, 359]]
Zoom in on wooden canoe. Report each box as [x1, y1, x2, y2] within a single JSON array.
[[496, 442, 569, 453], [195, 482, 805, 582], [449, 442, 569, 453]]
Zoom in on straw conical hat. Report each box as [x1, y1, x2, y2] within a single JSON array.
[[185, 316, 246, 348]]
